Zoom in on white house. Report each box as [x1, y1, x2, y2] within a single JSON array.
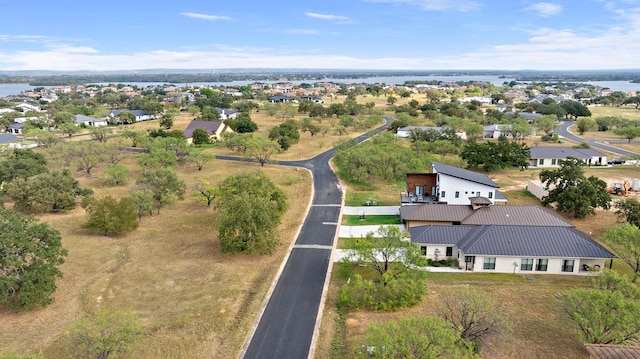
[[75, 114, 108, 127], [432, 162, 503, 205], [215, 108, 239, 120], [396, 126, 467, 140], [409, 224, 614, 275], [0, 133, 37, 149], [529, 147, 607, 167], [14, 102, 41, 112], [483, 124, 512, 138], [458, 96, 492, 105], [300, 95, 325, 104], [107, 109, 155, 123]]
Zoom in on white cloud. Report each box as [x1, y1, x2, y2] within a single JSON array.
[[363, 0, 481, 11], [283, 29, 321, 35], [305, 12, 349, 21], [180, 12, 231, 21], [0, 35, 54, 43], [525, 2, 563, 17]]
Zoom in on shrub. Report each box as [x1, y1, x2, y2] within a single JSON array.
[[338, 275, 427, 312]]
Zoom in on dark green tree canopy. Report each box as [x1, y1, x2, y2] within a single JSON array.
[[461, 136, 530, 172], [540, 157, 610, 218], [268, 121, 300, 150], [0, 208, 67, 309], [83, 196, 139, 236], [0, 149, 49, 184], [6, 169, 93, 213], [216, 171, 288, 254], [191, 127, 211, 145]]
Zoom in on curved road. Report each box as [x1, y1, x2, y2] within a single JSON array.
[[555, 120, 638, 157], [223, 117, 390, 359]]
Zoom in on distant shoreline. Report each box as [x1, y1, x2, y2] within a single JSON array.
[[2, 69, 640, 86]]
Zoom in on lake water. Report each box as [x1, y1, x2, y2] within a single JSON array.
[[2, 76, 640, 98]]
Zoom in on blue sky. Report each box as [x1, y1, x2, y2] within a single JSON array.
[[0, 0, 639, 71]]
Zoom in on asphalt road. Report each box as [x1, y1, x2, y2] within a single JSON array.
[[555, 120, 638, 157], [238, 117, 391, 359]]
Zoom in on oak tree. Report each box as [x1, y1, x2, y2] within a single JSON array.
[[0, 208, 67, 309], [216, 171, 287, 254]]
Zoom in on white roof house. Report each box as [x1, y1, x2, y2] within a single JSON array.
[[529, 147, 607, 167]]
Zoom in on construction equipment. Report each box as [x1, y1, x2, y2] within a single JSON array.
[[607, 181, 632, 196]]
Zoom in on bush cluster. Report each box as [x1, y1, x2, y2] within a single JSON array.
[[338, 275, 427, 312]]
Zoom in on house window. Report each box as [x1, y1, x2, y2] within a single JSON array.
[[539, 159, 544, 165], [521, 258, 534, 271], [441, 191, 446, 198], [421, 246, 427, 256], [551, 159, 557, 165], [488, 192, 493, 199], [446, 247, 453, 257], [483, 257, 496, 270], [455, 191, 460, 198], [465, 256, 474, 263], [476, 192, 480, 197], [536, 259, 548, 271], [562, 260, 575, 272]]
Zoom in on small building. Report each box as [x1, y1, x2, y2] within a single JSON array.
[[529, 147, 607, 167], [106, 109, 155, 123], [396, 126, 467, 140], [483, 124, 512, 138], [7, 122, 24, 134], [0, 133, 36, 149], [267, 95, 298, 103], [75, 114, 108, 127], [183, 120, 233, 144], [216, 108, 239, 120], [300, 95, 325, 104]]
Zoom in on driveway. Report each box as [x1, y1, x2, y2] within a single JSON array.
[[240, 117, 391, 358]]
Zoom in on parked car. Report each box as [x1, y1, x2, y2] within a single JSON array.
[[608, 158, 625, 165]]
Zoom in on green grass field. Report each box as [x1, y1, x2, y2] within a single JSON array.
[[341, 215, 401, 226]]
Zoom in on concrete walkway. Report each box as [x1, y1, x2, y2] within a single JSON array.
[[338, 224, 405, 238], [342, 206, 400, 215]]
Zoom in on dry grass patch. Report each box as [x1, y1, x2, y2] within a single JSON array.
[[0, 157, 312, 359], [590, 105, 640, 121], [317, 272, 592, 359]]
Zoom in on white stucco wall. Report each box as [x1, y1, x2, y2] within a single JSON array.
[[436, 174, 497, 205], [467, 256, 606, 275], [418, 244, 459, 261]]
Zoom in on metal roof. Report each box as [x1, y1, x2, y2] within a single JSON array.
[[410, 224, 614, 258], [462, 205, 572, 227], [457, 225, 615, 258], [409, 225, 479, 245], [401, 204, 570, 227], [400, 204, 473, 222], [585, 344, 640, 359], [530, 147, 605, 160], [432, 162, 499, 188], [0, 133, 17, 143]]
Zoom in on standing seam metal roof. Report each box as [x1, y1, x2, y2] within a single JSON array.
[[432, 162, 499, 188], [410, 224, 615, 258]]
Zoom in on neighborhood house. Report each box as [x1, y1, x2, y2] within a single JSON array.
[[401, 162, 506, 205], [529, 146, 606, 167], [399, 163, 614, 275]]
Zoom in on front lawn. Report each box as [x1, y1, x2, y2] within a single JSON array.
[[341, 215, 401, 226]]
